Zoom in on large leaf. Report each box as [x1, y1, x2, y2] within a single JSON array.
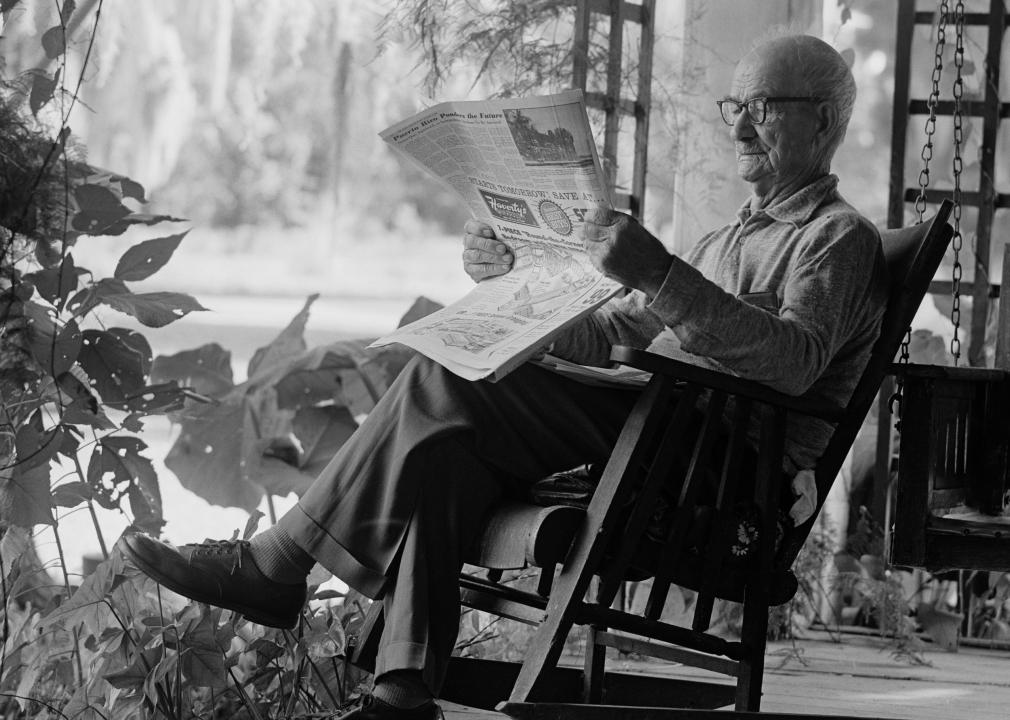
[[41, 24, 65, 59], [23, 253, 84, 308], [87, 437, 160, 524], [151, 343, 235, 397], [100, 290, 206, 328], [78, 328, 151, 404], [29, 68, 58, 116], [0, 462, 54, 527], [14, 412, 62, 472], [23, 301, 81, 376], [292, 405, 358, 478], [72, 183, 131, 234], [66, 277, 129, 317], [247, 294, 317, 379], [165, 401, 262, 511], [114, 231, 188, 282]]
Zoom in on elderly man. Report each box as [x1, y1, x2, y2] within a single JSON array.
[[124, 34, 887, 720]]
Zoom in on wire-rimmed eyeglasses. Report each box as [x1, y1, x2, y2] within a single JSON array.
[[716, 96, 823, 126]]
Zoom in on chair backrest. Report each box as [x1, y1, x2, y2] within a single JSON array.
[[778, 199, 954, 564]]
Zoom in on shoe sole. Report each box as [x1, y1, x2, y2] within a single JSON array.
[[121, 536, 300, 629]]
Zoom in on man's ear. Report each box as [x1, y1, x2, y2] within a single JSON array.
[[814, 101, 838, 139]]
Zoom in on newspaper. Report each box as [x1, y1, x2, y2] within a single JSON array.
[[370, 90, 622, 381]]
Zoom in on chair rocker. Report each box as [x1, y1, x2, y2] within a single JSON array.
[[350, 201, 954, 717]]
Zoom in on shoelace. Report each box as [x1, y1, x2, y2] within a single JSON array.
[[188, 538, 249, 573]]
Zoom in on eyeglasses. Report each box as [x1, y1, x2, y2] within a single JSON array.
[[716, 96, 823, 126]]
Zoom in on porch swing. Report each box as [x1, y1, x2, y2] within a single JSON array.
[[887, 0, 1010, 573]]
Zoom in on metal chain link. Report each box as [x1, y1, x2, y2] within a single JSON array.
[[949, 0, 965, 363], [895, 3, 950, 424]]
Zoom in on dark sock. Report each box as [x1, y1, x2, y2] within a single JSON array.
[[372, 670, 432, 708], [248, 526, 315, 584]]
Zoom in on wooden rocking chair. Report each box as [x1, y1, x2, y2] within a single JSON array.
[[350, 201, 953, 717]]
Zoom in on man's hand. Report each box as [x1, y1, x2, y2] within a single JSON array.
[[463, 219, 514, 283], [583, 208, 673, 298]]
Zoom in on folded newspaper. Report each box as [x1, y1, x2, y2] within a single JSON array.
[[370, 90, 623, 381]]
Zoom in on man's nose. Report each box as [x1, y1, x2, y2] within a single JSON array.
[[730, 110, 756, 141]]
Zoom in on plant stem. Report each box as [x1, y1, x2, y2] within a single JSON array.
[[266, 493, 277, 525], [51, 521, 85, 685]]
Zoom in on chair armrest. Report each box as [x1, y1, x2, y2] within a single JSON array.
[[610, 346, 846, 423]]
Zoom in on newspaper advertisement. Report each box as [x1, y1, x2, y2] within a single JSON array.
[[370, 90, 622, 381]]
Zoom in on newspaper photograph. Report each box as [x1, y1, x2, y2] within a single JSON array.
[[370, 90, 622, 381]]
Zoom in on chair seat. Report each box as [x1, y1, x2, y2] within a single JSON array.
[[466, 500, 799, 606]]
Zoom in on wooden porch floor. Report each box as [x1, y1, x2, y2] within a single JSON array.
[[442, 630, 1010, 720]]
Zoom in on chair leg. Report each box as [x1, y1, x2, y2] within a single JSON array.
[[582, 624, 606, 702], [735, 586, 769, 711]]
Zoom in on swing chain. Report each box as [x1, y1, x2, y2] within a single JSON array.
[[914, 0, 948, 222], [896, 3, 951, 424], [949, 0, 965, 363]]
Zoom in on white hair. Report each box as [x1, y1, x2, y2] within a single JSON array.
[[751, 32, 857, 162]]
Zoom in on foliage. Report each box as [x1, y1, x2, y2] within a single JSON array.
[[0, 3, 399, 717], [379, 0, 622, 99], [148, 298, 424, 512]]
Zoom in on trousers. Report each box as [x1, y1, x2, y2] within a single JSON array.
[[277, 355, 639, 692]]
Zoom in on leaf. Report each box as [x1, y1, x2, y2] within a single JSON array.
[[61, 0, 76, 22], [248, 294, 317, 378], [292, 405, 357, 478], [23, 253, 84, 308], [41, 24, 66, 59], [127, 455, 165, 536], [397, 295, 444, 327], [22, 300, 73, 374], [78, 328, 151, 404], [180, 640, 227, 689], [0, 461, 55, 527], [41, 540, 129, 636], [114, 231, 188, 282], [165, 401, 262, 511], [151, 343, 235, 397], [14, 413, 62, 472], [100, 290, 207, 328], [243, 509, 264, 540], [120, 381, 187, 415], [73, 183, 133, 235], [67, 277, 128, 317], [52, 481, 92, 508], [29, 68, 59, 116]]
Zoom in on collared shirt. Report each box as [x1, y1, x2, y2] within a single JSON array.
[[552, 174, 888, 471]]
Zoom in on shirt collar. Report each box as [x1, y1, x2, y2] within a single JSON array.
[[736, 174, 839, 227]]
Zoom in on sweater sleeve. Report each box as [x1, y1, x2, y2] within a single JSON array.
[[645, 214, 883, 395], [549, 290, 667, 367]]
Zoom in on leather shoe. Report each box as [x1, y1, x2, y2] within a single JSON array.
[[121, 533, 306, 628], [332, 695, 441, 720]]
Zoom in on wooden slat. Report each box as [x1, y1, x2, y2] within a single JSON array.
[[631, 0, 655, 220], [902, 186, 1010, 209], [908, 99, 1010, 118], [595, 631, 739, 677], [597, 384, 702, 603], [914, 10, 1010, 26], [580, 604, 744, 660], [571, 0, 591, 91], [970, 0, 1007, 366], [998, 243, 1010, 369], [497, 703, 893, 720], [601, 0, 623, 190], [887, 0, 916, 230], [508, 377, 679, 702]]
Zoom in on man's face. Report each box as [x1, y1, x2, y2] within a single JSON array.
[[726, 49, 822, 197]]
